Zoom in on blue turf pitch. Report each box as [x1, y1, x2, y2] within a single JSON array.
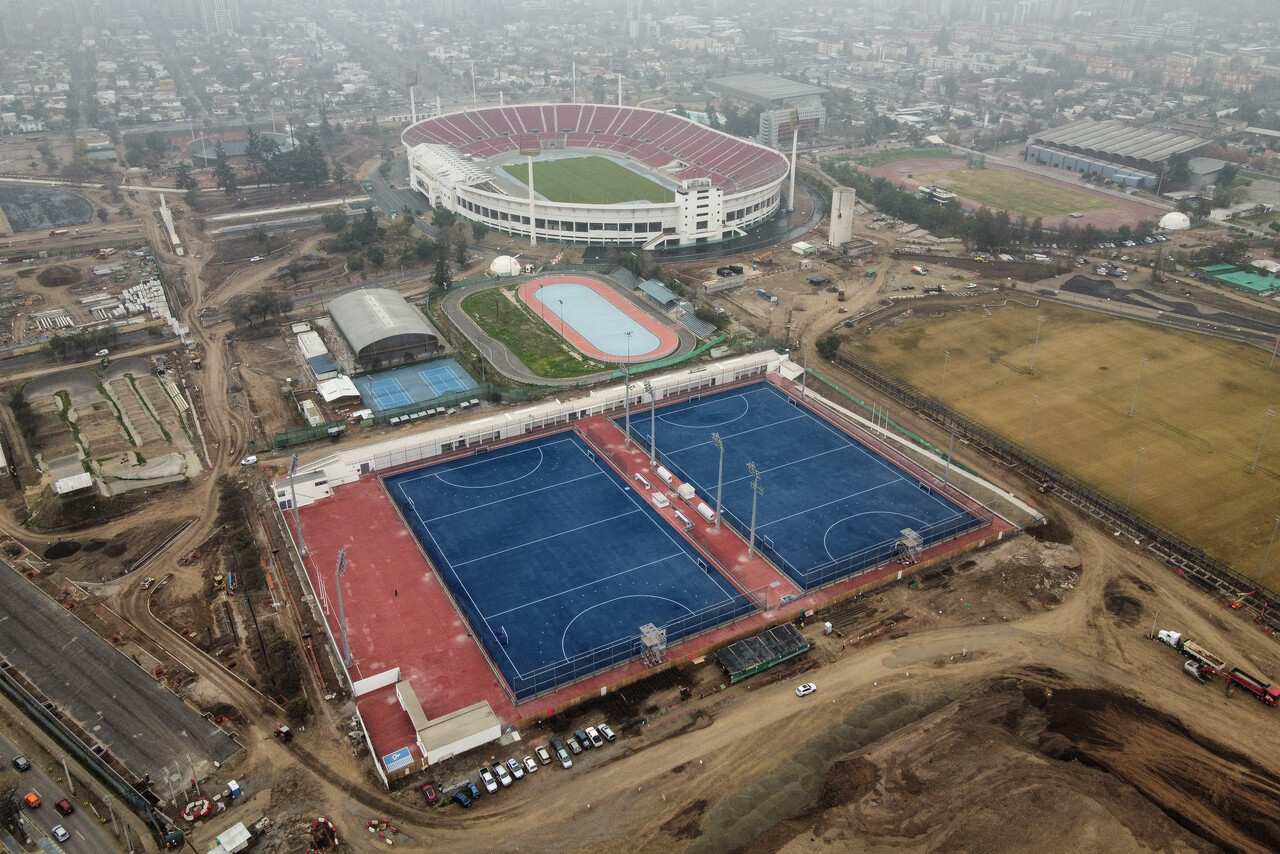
[[384, 433, 752, 700], [623, 383, 986, 589], [352, 359, 478, 413]]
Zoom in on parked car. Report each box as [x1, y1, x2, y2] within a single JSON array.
[[54, 798, 73, 816], [465, 781, 482, 800], [550, 737, 573, 769], [506, 757, 525, 779], [451, 789, 472, 808], [240, 455, 258, 466], [584, 727, 604, 749], [535, 745, 553, 765], [523, 756, 539, 774], [566, 736, 582, 755], [796, 682, 818, 697], [52, 825, 70, 843], [573, 729, 592, 750], [22, 793, 40, 809], [478, 767, 499, 794], [11, 755, 30, 772], [421, 782, 440, 806], [493, 763, 513, 787], [597, 723, 616, 742]]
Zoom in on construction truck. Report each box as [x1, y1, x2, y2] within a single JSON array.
[[1157, 630, 1227, 671], [753, 252, 773, 265], [212, 573, 229, 591], [910, 265, 928, 276], [1185, 662, 1280, 707]]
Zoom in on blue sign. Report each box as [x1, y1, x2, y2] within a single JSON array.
[[381, 747, 414, 773]]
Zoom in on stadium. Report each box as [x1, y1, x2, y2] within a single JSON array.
[[401, 104, 792, 249]]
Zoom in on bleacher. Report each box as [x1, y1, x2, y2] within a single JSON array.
[[402, 105, 789, 194]]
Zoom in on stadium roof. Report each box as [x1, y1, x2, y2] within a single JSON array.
[[708, 73, 827, 106], [1028, 119, 1205, 164], [638, 278, 682, 307], [329, 288, 440, 358]]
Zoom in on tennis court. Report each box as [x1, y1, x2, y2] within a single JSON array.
[[624, 383, 988, 590], [352, 359, 478, 413], [384, 432, 754, 700]]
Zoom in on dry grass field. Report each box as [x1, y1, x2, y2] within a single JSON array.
[[851, 301, 1280, 581], [914, 164, 1113, 218]]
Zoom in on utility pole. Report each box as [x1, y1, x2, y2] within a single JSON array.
[[622, 331, 633, 445], [335, 549, 352, 667], [746, 462, 764, 558], [800, 340, 808, 398], [1128, 357, 1149, 417], [939, 350, 950, 403], [712, 432, 724, 530], [59, 754, 73, 795], [1030, 315, 1045, 374], [1126, 447, 1146, 510], [643, 380, 657, 466], [289, 452, 306, 557], [1253, 409, 1276, 474], [1024, 394, 1038, 451]]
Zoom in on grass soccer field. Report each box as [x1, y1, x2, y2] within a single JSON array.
[[851, 302, 1280, 581], [913, 165, 1113, 219], [506, 156, 675, 205]]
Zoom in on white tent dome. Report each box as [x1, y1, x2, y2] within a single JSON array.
[[1159, 211, 1192, 231], [489, 255, 521, 277]]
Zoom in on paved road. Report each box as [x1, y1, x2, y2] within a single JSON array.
[[0, 726, 119, 852], [0, 563, 241, 785]]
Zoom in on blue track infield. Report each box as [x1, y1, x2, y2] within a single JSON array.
[[622, 382, 987, 590], [384, 432, 753, 700]]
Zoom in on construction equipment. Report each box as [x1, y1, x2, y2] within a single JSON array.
[[212, 573, 228, 591], [1226, 588, 1260, 609]]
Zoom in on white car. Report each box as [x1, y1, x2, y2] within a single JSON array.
[[52, 826, 70, 843], [597, 723, 616, 742], [535, 745, 552, 765], [240, 455, 258, 466], [478, 766, 499, 794], [796, 682, 817, 697], [506, 757, 525, 780], [523, 755, 538, 774], [492, 762, 513, 787], [250, 255, 263, 262], [584, 726, 604, 749]]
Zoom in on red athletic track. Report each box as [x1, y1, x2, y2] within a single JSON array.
[[518, 274, 680, 363], [287, 377, 1012, 767]]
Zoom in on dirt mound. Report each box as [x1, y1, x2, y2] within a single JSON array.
[[1040, 687, 1280, 854], [36, 265, 80, 287], [43, 540, 82, 559], [103, 540, 127, 558], [660, 798, 708, 841]]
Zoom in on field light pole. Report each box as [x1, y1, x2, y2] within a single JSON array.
[[939, 351, 950, 404], [557, 298, 564, 339], [801, 340, 808, 398], [622, 331, 633, 445], [289, 452, 306, 557], [1259, 515, 1280, 584], [643, 380, 656, 466], [1128, 357, 1149, 417], [1030, 315, 1045, 374], [1271, 335, 1280, 370], [1023, 394, 1037, 451], [1125, 447, 1146, 510], [944, 422, 956, 488], [1253, 409, 1276, 474], [711, 433, 724, 530], [746, 461, 764, 559], [335, 549, 352, 668]]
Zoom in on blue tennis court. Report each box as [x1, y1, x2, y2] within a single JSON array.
[[384, 433, 753, 700], [352, 359, 478, 413], [623, 383, 988, 590]]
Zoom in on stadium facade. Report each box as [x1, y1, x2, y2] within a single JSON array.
[[1025, 118, 1207, 189], [401, 104, 791, 249]]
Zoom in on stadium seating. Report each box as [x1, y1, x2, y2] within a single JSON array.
[[403, 105, 788, 194]]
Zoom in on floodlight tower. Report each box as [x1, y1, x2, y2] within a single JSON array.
[[787, 109, 799, 213], [623, 331, 633, 445], [643, 380, 657, 466], [334, 549, 352, 668], [520, 139, 542, 247], [289, 452, 306, 557], [746, 461, 764, 558], [711, 432, 724, 530]]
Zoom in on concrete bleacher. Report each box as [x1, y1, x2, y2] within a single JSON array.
[[403, 105, 789, 194]]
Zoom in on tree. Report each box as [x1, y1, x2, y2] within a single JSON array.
[[471, 221, 489, 241], [183, 187, 201, 210], [366, 246, 385, 266], [432, 256, 452, 289], [1163, 153, 1192, 192], [815, 332, 842, 360], [454, 236, 468, 266], [284, 697, 312, 724], [331, 161, 347, 188], [378, 161, 392, 178], [251, 226, 270, 252], [321, 209, 348, 232], [96, 207, 108, 222], [173, 163, 198, 192], [431, 206, 456, 230], [212, 142, 235, 192]]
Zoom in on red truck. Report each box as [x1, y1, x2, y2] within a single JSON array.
[[1228, 667, 1280, 707]]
